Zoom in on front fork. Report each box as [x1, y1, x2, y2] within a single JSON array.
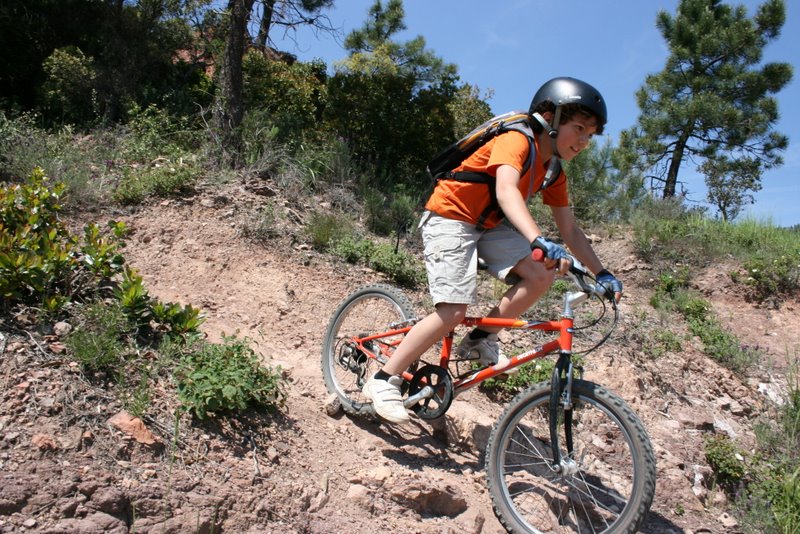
[[549, 351, 576, 473]]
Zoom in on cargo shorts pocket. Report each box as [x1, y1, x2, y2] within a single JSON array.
[[424, 235, 467, 284]]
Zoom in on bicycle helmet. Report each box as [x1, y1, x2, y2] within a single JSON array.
[[529, 77, 607, 129], [528, 77, 607, 189]]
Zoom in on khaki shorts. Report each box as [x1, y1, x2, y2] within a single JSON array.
[[419, 212, 531, 306]]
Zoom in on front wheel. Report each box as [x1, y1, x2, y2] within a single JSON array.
[[321, 284, 416, 417], [486, 380, 656, 534]]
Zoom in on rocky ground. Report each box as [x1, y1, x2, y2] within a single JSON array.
[[1, 180, 797, 533]]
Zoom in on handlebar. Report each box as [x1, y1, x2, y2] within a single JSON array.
[[530, 247, 614, 302]]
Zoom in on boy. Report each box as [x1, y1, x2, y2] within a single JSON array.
[[363, 77, 623, 424]]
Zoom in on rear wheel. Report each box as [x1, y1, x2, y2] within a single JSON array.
[[321, 284, 416, 416], [486, 380, 656, 533]]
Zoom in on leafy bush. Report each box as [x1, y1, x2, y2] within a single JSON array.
[[480, 362, 554, 397], [117, 104, 199, 162], [176, 335, 286, 419], [306, 211, 354, 250], [114, 158, 199, 204], [705, 434, 746, 490], [363, 187, 419, 237], [41, 46, 98, 126], [330, 234, 424, 288], [644, 328, 683, 359], [0, 169, 127, 312], [242, 55, 327, 149], [741, 252, 800, 304]]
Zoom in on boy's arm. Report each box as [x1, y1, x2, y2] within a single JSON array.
[[550, 205, 604, 274], [495, 164, 542, 242]]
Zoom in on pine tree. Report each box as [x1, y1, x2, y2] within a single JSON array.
[[626, 0, 792, 218]]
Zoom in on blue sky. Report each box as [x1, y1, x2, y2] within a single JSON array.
[[271, 0, 799, 227]]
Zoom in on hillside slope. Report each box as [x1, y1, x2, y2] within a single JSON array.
[[1, 183, 796, 533]]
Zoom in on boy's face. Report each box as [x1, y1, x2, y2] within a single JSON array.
[[543, 111, 600, 161]]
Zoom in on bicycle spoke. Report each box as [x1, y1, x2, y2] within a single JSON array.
[[487, 381, 655, 533], [322, 285, 415, 416]]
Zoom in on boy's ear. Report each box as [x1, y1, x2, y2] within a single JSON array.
[[540, 111, 554, 124]]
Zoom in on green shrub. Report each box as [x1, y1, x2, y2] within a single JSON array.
[[328, 234, 424, 288], [363, 188, 418, 237], [118, 104, 198, 162], [741, 252, 800, 304], [480, 361, 555, 396], [0, 169, 127, 312], [41, 46, 98, 126], [644, 328, 683, 359], [705, 434, 746, 490], [369, 242, 425, 288], [306, 211, 354, 250], [114, 158, 199, 204], [176, 335, 286, 419], [114, 267, 203, 336]]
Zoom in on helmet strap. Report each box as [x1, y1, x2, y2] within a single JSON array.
[[530, 111, 563, 190], [531, 109, 562, 158]]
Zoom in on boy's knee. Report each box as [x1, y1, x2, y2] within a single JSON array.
[[511, 259, 556, 288], [435, 303, 467, 325]]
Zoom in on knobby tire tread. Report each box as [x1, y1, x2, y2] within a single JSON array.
[[321, 284, 415, 417], [486, 380, 656, 534]]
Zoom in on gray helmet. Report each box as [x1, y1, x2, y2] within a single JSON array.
[[529, 77, 607, 128]]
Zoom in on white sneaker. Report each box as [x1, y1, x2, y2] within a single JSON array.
[[363, 375, 410, 424], [456, 333, 517, 373]]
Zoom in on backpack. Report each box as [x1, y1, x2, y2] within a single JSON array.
[[426, 111, 537, 230]]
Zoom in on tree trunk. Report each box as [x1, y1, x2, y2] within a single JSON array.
[[256, 0, 277, 50], [663, 132, 689, 198], [213, 0, 255, 169]]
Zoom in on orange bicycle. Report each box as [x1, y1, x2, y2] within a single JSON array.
[[321, 251, 656, 534]]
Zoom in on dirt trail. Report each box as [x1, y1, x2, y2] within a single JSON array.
[[1, 184, 797, 533]]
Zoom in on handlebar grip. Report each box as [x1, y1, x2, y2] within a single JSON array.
[[531, 248, 545, 262]]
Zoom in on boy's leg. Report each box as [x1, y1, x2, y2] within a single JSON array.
[[364, 214, 479, 423], [486, 254, 554, 322], [475, 225, 556, 330], [363, 303, 467, 423], [382, 303, 467, 376]]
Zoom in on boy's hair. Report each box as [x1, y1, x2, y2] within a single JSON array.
[[531, 102, 605, 135]]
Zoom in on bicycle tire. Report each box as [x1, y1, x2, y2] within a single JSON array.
[[321, 284, 416, 417], [486, 380, 656, 534]]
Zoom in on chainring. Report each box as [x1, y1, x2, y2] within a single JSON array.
[[408, 364, 454, 420]]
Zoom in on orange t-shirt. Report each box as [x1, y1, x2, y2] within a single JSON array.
[[425, 131, 568, 228]]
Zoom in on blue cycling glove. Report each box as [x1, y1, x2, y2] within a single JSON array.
[[596, 269, 623, 297], [531, 236, 569, 261]]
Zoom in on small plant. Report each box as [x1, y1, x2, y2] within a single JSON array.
[[124, 372, 153, 418], [368, 241, 425, 288], [238, 203, 279, 243], [306, 211, 353, 250], [644, 328, 683, 359], [704, 434, 746, 491], [176, 335, 286, 419], [114, 159, 198, 204], [741, 252, 800, 305], [330, 234, 424, 288], [151, 301, 204, 336], [480, 359, 555, 396], [115, 267, 153, 329], [66, 301, 129, 372]]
